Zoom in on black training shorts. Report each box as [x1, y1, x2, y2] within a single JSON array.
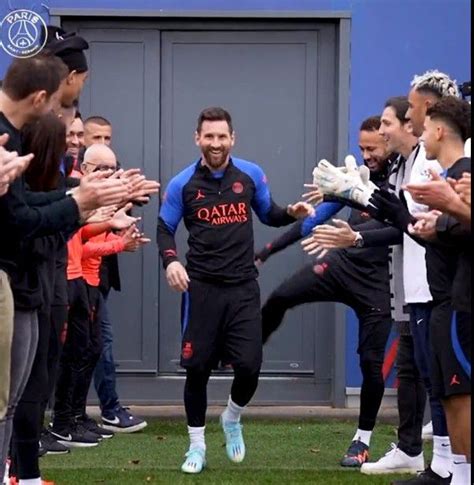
[[180, 279, 262, 373], [430, 301, 471, 399]]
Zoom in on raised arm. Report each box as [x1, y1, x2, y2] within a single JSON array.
[[255, 201, 343, 262]]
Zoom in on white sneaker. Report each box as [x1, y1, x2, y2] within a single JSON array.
[[422, 421, 433, 440], [360, 443, 424, 475]]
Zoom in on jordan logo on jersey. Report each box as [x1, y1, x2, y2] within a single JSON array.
[[196, 189, 205, 200]]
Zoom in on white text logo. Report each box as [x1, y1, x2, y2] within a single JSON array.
[[0, 9, 47, 58]]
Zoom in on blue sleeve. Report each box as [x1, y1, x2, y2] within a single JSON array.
[[233, 160, 293, 226], [247, 164, 272, 223], [300, 202, 343, 237], [159, 177, 184, 235]]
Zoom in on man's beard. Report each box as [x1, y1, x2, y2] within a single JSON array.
[[365, 159, 382, 173], [202, 147, 229, 169]]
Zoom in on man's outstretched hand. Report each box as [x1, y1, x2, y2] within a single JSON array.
[[287, 201, 315, 219]]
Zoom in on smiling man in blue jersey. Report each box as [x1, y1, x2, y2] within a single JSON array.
[[157, 107, 313, 474]]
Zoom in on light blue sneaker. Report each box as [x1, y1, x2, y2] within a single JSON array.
[[181, 447, 206, 474], [220, 415, 246, 463]]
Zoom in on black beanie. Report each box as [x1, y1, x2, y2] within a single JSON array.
[[42, 26, 89, 73]]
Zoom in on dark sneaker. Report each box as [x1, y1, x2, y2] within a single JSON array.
[[101, 406, 148, 433], [77, 415, 114, 439], [340, 439, 369, 467], [391, 467, 452, 485], [40, 429, 70, 455], [74, 421, 104, 442], [49, 424, 100, 448]]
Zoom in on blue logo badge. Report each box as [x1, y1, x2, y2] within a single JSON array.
[[0, 9, 47, 58]]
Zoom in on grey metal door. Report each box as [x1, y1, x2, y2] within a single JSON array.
[[159, 30, 337, 381], [74, 28, 161, 372], [63, 21, 342, 403]]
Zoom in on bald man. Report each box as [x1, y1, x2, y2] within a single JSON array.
[[88, 142, 149, 434], [82, 143, 116, 172]]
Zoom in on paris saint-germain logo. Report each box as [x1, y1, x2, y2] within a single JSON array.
[[0, 9, 47, 58]]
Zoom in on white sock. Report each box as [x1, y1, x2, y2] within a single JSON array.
[[3, 460, 9, 485], [451, 454, 470, 485], [19, 479, 42, 485], [352, 428, 372, 447], [431, 435, 452, 478], [221, 396, 244, 423], [187, 425, 205, 451]]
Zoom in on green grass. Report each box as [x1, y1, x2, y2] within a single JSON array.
[[41, 418, 432, 484]]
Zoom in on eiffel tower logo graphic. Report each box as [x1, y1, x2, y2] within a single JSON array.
[[10, 19, 37, 49], [1, 9, 47, 58]]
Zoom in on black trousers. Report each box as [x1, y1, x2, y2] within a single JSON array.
[[44, 304, 68, 412], [53, 279, 102, 429], [45, 247, 69, 411], [396, 334, 426, 457], [261, 254, 392, 432]]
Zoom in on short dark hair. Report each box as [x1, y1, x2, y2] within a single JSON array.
[[360, 116, 381, 132], [22, 113, 66, 191], [426, 97, 471, 142], [384, 96, 410, 124], [196, 107, 233, 133], [2, 54, 67, 101], [84, 115, 112, 127]]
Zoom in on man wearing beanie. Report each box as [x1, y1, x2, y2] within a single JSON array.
[[42, 27, 89, 108]]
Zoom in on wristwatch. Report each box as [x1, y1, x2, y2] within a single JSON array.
[[353, 232, 364, 248]]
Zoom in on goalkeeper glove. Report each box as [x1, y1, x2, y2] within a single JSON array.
[[312, 156, 377, 206]]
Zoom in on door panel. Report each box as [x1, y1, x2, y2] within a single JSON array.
[[73, 28, 161, 371], [159, 30, 337, 377]]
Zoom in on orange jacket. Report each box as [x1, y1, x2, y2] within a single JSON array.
[[82, 232, 125, 287], [66, 227, 84, 281]]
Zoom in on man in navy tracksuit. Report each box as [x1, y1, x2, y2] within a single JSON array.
[[157, 107, 313, 474]]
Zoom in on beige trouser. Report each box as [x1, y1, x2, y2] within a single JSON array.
[[0, 270, 14, 420]]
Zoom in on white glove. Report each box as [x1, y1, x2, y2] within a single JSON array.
[[312, 154, 358, 185], [312, 156, 377, 206]]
